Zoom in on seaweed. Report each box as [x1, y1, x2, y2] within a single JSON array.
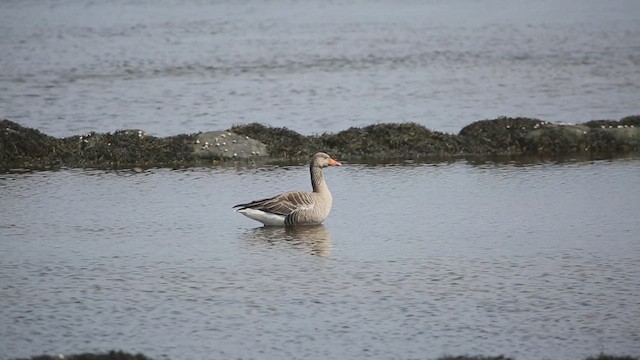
[[0, 119, 197, 170], [2, 115, 640, 172], [584, 354, 639, 360], [321, 122, 462, 159], [230, 122, 320, 159], [59, 130, 196, 168], [437, 356, 513, 360], [14, 351, 151, 360], [459, 117, 546, 155], [0, 119, 62, 168], [12, 352, 638, 360]]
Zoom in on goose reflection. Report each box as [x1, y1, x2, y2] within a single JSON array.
[[244, 225, 332, 257]]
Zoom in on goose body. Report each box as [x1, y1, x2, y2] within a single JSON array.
[[234, 152, 342, 226]]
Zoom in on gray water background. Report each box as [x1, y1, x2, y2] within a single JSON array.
[[2, 1, 640, 359], [1, 0, 639, 137], [1, 159, 640, 360]]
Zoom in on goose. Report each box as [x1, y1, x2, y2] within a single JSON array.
[[233, 152, 342, 226]]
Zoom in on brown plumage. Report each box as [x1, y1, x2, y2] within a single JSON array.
[[233, 152, 342, 226]]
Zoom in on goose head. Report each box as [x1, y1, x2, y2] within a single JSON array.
[[312, 152, 342, 168]]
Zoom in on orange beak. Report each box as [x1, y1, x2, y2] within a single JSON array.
[[329, 158, 342, 167]]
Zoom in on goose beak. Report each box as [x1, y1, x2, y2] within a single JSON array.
[[329, 159, 342, 167]]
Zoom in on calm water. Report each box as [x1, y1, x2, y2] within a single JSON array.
[[1, 0, 640, 137], [2, 1, 640, 359], [1, 158, 640, 360]]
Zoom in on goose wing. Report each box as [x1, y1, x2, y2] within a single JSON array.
[[233, 191, 315, 216]]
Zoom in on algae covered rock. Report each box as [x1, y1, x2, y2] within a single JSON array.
[[321, 122, 462, 159], [13, 350, 152, 360], [459, 117, 547, 155], [584, 115, 640, 129], [523, 124, 591, 154], [230, 123, 318, 158], [192, 130, 268, 160], [2, 115, 640, 171], [0, 120, 197, 169], [59, 130, 196, 167], [0, 119, 62, 167], [459, 116, 640, 156]]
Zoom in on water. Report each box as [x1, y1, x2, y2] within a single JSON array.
[[2, 1, 640, 358], [1, 158, 640, 360], [1, 0, 640, 137]]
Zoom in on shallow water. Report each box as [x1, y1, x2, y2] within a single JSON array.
[[2, 1, 640, 358], [1, 0, 640, 137], [1, 158, 640, 360]]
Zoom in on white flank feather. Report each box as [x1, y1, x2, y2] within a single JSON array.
[[237, 208, 286, 227]]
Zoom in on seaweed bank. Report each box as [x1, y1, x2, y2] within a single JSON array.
[[1, 115, 639, 171], [10, 351, 639, 360]]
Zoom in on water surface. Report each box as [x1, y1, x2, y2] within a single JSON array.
[[2, 2, 640, 358], [1, 158, 639, 360], [1, 0, 639, 137]]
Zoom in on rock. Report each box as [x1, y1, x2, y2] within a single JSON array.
[[192, 131, 268, 160]]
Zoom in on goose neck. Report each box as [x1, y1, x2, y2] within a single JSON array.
[[310, 164, 327, 193]]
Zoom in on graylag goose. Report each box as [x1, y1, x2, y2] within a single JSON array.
[[234, 152, 342, 226]]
